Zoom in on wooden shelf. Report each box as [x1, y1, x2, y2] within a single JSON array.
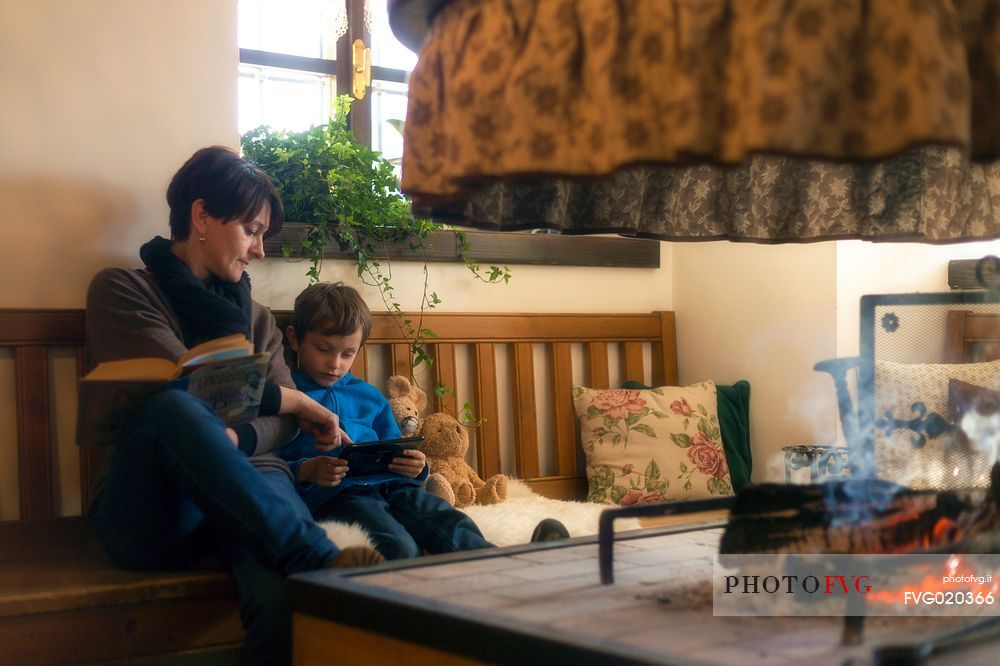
[[264, 223, 660, 268]]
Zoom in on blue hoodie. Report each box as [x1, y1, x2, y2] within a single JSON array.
[[279, 372, 427, 513]]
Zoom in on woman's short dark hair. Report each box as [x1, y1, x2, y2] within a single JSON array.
[[292, 282, 372, 345], [166, 145, 284, 240]]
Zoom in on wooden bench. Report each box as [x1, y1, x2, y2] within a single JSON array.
[[0, 307, 677, 663], [945, 308, 1000, 363]]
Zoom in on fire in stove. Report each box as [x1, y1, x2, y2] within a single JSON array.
[[718, 465, 1000, 555]]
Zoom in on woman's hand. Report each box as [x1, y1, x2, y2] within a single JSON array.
[[278, 387, 353, 450], [388, 448, 427, 478], [299, 456, 348, 487]]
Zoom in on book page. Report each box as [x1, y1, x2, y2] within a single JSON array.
[[179, 334, 253, 369], [185, 353, 271, 424], [83, 357, 178, 381]]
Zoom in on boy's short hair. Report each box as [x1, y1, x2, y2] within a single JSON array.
[[292, 282, 372, 344]]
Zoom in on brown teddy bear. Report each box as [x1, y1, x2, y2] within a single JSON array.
[[420, 411, 508, 508], [385, 375, 427, 437]]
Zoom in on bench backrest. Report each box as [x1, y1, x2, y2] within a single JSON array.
[[0, 308, 677, 522], [945, 309, 1000, 362]]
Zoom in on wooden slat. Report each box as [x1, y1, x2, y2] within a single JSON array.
[[958, 313, 1000, 342], [586, 342, 609, 389], [944, 310, 969, 363], [943, 310, 1000, 363], [352, 345, 368, 381], [76, 347, 104, 511], [512, 343, 539, 479], [550, 343, 577, 476], [658, 311, 679, 386], [15, 346, 53, 521], [983, 342, 1000, 362], [391, 343, 412, 378], [651, 345, 665, 387], [473, 344, 501, 478], [434, 343, 457, 416], [622, 342, 645, 384]]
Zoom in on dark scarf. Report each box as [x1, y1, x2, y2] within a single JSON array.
[[139, 236, 252, 347]]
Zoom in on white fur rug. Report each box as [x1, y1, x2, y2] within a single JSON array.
[[461, 479, 641, 546], [319, 479, 640, 550]]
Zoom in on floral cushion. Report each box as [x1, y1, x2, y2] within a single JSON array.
[[573, 382, 733, 505]]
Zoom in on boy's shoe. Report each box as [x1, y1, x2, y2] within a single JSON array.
[[530, 518, 570, 543], [330, 545, 386, 568]]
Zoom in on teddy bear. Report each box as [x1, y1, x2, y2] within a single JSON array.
[[385, 375, 427, 437], [419, 411, 508, 508]]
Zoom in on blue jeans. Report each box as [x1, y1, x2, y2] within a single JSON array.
[[90, 390, 339, 664], [318, 484, 493, 560]]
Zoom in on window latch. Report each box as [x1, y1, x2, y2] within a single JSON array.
[[352, 39, 371, 100]]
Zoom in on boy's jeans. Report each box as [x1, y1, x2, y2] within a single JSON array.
[[323, 484, 493, 559]]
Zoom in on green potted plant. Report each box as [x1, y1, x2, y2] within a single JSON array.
[[240, 96, 510, 373]]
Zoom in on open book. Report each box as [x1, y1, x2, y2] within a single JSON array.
[[77, 334, 270, 445]]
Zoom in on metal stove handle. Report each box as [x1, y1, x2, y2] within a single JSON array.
[[598, 497, 734, 584], [872, 615, 1000, 665]]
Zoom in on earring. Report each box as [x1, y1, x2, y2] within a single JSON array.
[[199, 233, 206, 242]]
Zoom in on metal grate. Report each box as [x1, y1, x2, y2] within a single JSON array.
[[855, 291, 1000, 490]]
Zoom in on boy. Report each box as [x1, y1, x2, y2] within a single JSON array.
[[279, 282, 495, 559]]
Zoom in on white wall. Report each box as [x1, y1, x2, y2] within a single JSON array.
[[673, 242, 840, 482], [835, 240, 1000, 357], [251, 243, 673, 312], [0, 0, 239, 307], [672, 241, 1000, 484]]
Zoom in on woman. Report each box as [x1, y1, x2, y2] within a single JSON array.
[[86, 146, 380, 664]]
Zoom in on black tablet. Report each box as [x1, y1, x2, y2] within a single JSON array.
[[342, 436, 424, 476]]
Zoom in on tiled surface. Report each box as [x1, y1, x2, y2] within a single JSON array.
[[344, 529, 995, 664]]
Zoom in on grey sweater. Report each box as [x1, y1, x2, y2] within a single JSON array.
[[86, 267, 298, 481]]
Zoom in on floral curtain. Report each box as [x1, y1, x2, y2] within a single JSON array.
[[397, 0, 1000, 241], [422, 147, 1000, 242]]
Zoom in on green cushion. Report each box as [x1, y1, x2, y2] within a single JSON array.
[[622, 380, 752, 490]]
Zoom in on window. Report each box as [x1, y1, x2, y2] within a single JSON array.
[[237, 0, 415, 165], [238, 0, 661, 269]]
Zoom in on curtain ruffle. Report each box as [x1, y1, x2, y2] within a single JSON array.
[[401, 0, 1000, 232], [415, 146, 999, 242]]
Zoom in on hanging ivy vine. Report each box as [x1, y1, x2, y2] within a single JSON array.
[[241, 96, 509, 419]]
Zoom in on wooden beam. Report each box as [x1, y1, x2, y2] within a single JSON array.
[[265, 224, 659, 268]]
